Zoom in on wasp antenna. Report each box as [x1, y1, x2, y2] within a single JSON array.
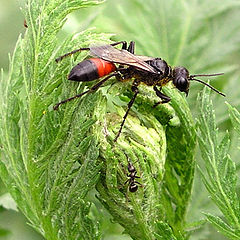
[[55, 47, 90, 63], [190, 73, 224, 78], [191, 78, 226, 97]]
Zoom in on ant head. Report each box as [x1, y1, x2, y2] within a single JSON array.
[[172, 67, 190, 96], [128, 162, 135, 172], [173, 67, 225, 97], [129, 183, 138, 193]]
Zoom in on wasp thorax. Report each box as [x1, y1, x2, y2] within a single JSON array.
[[148, 58, 169, 75], [172, 67, 190, 95]]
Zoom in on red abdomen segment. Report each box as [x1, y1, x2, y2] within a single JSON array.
[[68, 58, 116, 82], [90, 58, 116, 78]]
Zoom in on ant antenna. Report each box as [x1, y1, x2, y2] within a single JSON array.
[[189, 73, 225, 97]]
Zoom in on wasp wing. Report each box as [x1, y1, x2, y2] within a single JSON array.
[[90, 45, 157, 73], [135, 55, 156, 61]]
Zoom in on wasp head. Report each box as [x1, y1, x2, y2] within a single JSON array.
[[172, 67, 225, 97], [172, 67, 190, 96]]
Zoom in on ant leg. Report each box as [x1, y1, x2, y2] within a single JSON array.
[[53, 72, 117, 110], [114, 81, 139, 142], [153, 86, 171, 108], [135, 181, 142, 186], [124, 179, 130, 185]]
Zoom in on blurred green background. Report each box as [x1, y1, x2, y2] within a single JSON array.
[[1, 0, 240, 239], [0, 0, 25, 70]]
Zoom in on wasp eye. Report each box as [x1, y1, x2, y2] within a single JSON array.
[[173, 66, 190, 94], [176, 77, 188, 91], [173, 76, 189, 96]]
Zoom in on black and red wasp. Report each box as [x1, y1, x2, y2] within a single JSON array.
[[54, 41, 225, 141]]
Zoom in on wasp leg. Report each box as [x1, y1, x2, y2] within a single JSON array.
[[114, 81, 139, 142], [55, 47, 91, 62], [112, 41, 127, 50], [116, 41, 135, 70], [56, 41, 128, 62], [53, 72, 118, 110], [108, 40, 135, 53], [153, 86, 171, 108], [127, 41, 135, 54]]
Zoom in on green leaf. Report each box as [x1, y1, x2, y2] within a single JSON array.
[[227, 102, 240, 137], [154, 221, 178, 240], [205, 213, 240, 240], [197, 86, 240, 239]]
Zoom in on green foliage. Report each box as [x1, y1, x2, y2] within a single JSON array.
[[0, 0, 109, 239], [197, 87, 240, 239], [0, 0, 197, 239], [228, 103, 240, 136], [1, 0, 240, 239]]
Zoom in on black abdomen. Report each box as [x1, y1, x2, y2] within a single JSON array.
[[68, 59, 99, 82]]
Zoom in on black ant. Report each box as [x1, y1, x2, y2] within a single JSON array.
[[125, 161, 141, 193]]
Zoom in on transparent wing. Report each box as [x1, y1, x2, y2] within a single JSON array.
[[90, 45, 157, 73], [135, 55, 155, 61]]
